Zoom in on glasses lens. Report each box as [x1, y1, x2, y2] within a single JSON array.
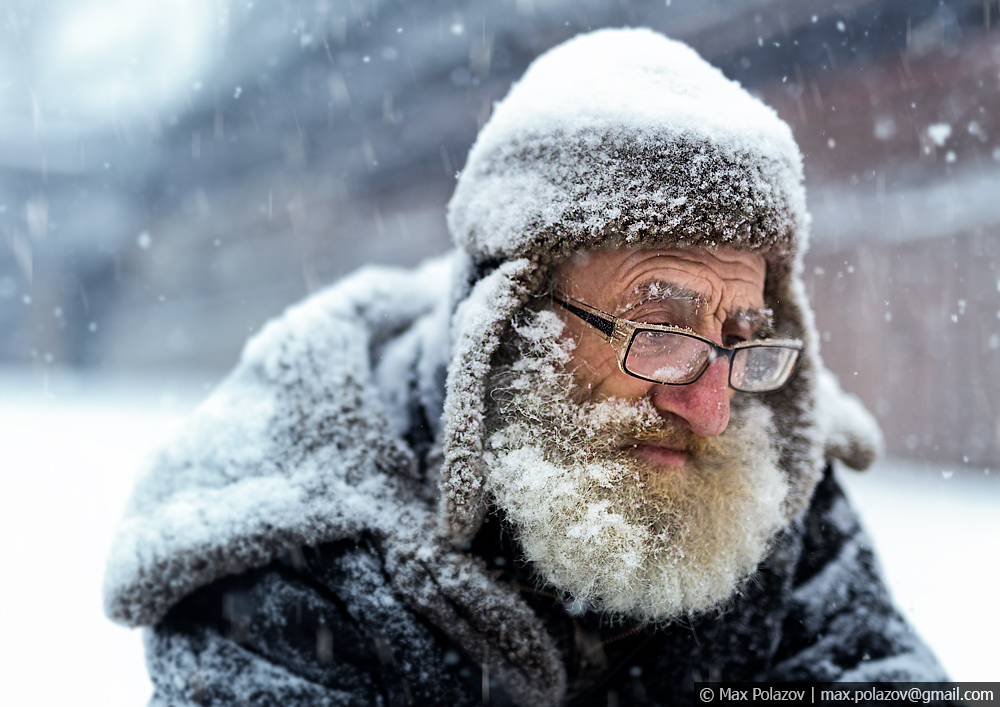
[[625, 330, 711, 383], [731, 346, 800, 392]]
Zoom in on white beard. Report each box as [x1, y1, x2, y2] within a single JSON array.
[[484, 308, 789, 622]]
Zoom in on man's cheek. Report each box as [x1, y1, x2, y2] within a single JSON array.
[[570, 355, 646, 402]]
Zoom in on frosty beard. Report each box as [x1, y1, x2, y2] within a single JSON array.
[[483, 308, 789, 622]]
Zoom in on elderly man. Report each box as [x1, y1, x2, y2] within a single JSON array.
[[104, 29, 947, 706]]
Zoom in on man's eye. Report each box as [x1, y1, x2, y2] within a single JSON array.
[[644, 330, 673, 341]]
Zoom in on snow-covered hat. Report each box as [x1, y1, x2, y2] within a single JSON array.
[[438, 28, 882, 544]]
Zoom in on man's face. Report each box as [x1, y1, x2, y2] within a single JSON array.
[[483, 245, 786, 621], [551, 246, 769, 467]]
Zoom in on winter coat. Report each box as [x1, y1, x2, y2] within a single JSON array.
[[104, 255, 948, 707]]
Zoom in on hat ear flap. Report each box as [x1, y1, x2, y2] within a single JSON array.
[[439, 258, 545, 545], [815, 366, 884, 471]]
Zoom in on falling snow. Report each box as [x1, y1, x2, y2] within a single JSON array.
[[927, 122, 952, 147]]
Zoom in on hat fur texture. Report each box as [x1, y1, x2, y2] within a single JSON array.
[[440, 28, 882, 543]]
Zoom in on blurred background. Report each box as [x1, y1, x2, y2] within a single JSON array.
[[2, 0, 999, 703], [3, 0, 999, 467]]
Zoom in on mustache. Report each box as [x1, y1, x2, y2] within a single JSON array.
[[568, 380, 714, 457], [617, 423, 712, 457]]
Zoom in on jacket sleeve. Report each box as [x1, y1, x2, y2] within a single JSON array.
[[767, 466, 949, 682], [145, 539, 478, 707]]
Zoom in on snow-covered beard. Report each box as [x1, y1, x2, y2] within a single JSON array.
[[483, 307, 789, 623]]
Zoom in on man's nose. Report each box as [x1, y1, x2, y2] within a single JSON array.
[[649, 357, 732, 437]]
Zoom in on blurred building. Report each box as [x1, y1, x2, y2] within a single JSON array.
[[1, 0, 998, 468]]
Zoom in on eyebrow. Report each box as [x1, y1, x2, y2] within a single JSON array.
[[614, 279, 774, 331], [730, 307, 774, 332], [613, 281, 709, 314]]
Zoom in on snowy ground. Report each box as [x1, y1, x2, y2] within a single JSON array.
[[1, 369, 997, 706]]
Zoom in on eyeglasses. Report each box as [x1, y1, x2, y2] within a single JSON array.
[[550, 294, 803, 394]]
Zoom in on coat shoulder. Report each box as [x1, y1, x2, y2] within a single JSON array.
[[769, 465, 948, 681], [104, 254, 457, 629]]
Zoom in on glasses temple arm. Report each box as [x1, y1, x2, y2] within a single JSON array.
[[550, 296, 617, 340]]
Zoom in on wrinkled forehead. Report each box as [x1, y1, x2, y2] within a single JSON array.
[[550, 246, 768, 311]]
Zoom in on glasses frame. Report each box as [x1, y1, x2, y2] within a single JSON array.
[[550, 293, 804, 393]]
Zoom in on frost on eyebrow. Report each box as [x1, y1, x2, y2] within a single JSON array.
[[731, 307, 775, 334], [616, 280, 773, 333], [613, 280, 708, 315]]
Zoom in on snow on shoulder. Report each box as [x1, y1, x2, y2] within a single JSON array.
[[102, 256, 453, 628], [448, 28, 807, 265]]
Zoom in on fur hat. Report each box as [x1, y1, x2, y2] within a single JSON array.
[[439, 28, 882, 544]]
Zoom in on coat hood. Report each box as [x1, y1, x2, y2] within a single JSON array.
[[439, 28, 882, 543]]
